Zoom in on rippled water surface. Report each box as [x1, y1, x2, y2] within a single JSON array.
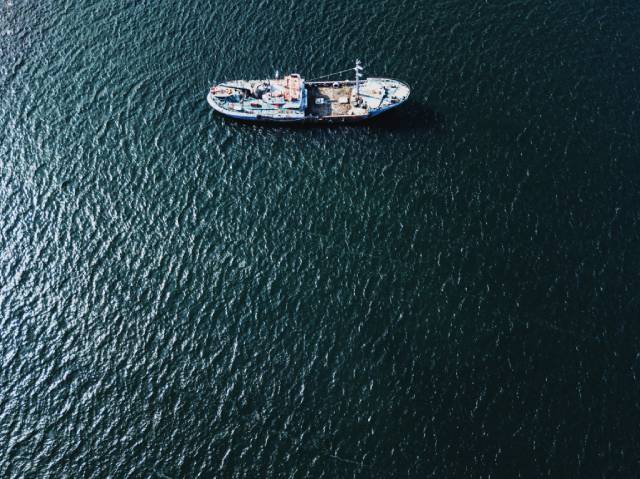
[[1, 1, 639, 477]]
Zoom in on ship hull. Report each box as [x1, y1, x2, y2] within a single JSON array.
[[207, 77, 410, 125]]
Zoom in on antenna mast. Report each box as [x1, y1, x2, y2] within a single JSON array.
[[355, 59, 363, 101]]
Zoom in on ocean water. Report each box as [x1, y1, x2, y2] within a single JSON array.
[[1, 0, 639, 477]]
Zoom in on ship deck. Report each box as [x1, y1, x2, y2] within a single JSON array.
[[306, 85, 354, 117]]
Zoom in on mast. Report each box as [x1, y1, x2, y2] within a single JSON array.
[[355, 59, 363, 101]]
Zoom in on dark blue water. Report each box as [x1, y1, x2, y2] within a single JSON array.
[[1, 1, 639, 477]]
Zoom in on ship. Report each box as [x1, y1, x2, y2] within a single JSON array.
[[207, 60, 410, 124]]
